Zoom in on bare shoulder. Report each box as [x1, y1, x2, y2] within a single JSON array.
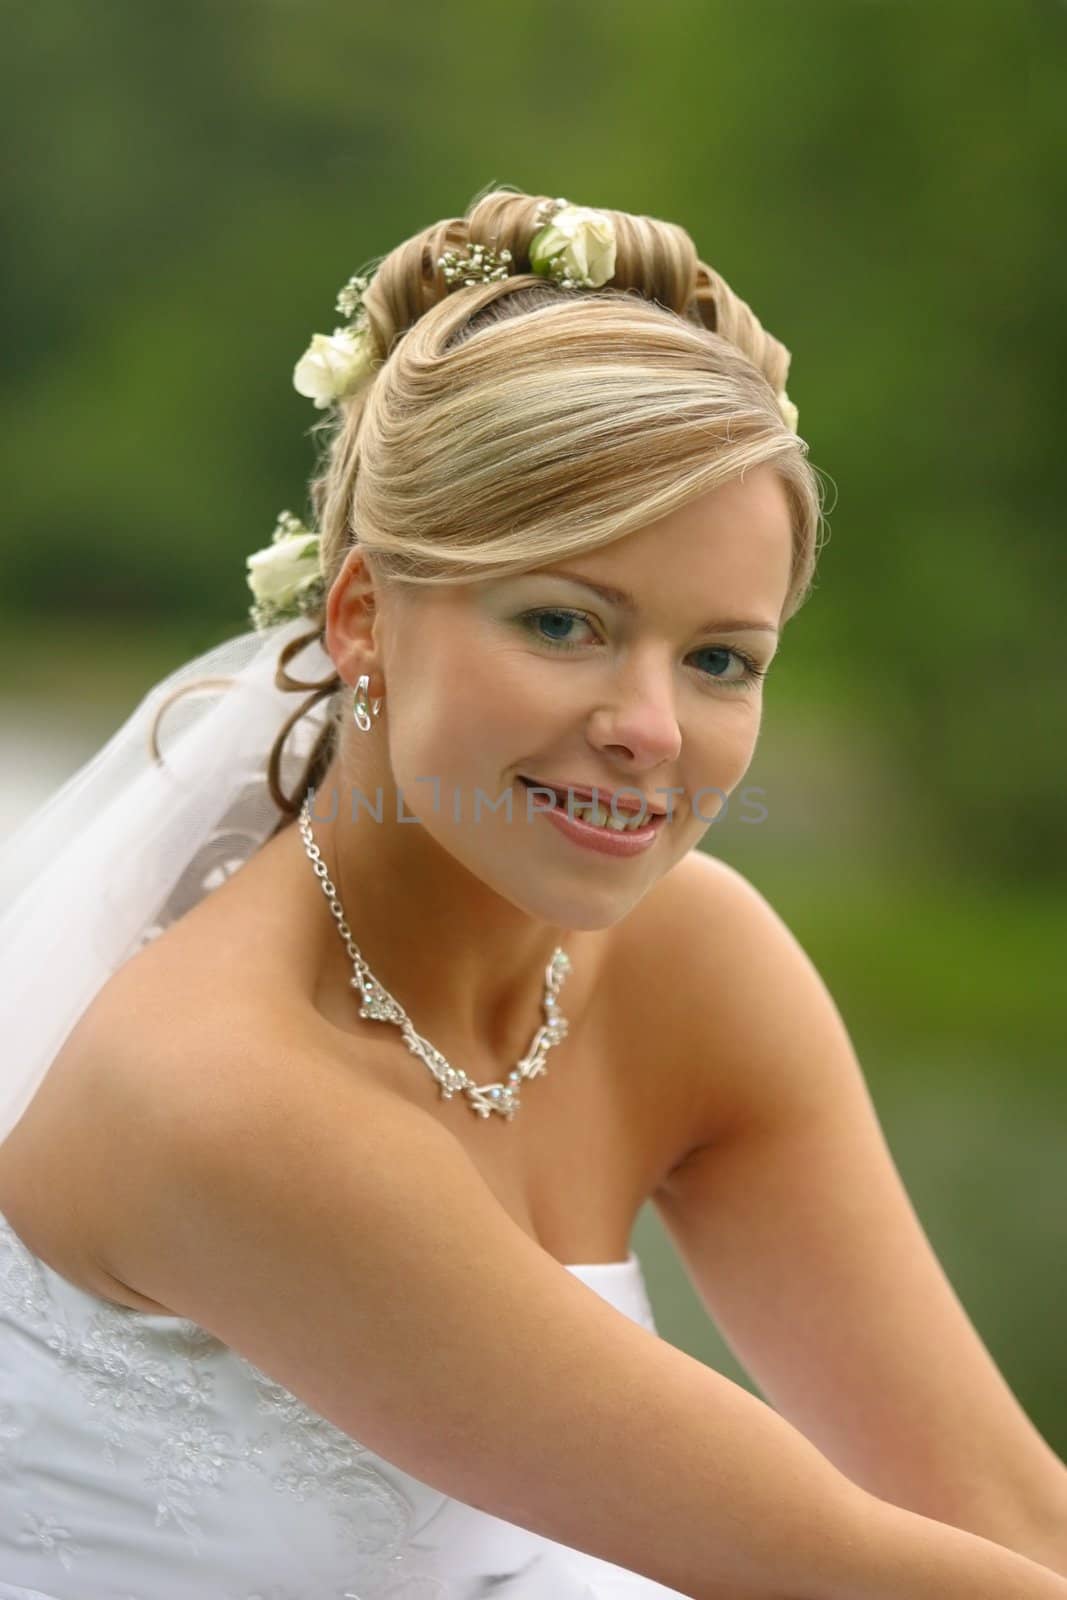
[[0, 933, 432, 1312], [631, 848, 851, 1153], [620, 844, 758, 959], [0, 934, 269, 1309]]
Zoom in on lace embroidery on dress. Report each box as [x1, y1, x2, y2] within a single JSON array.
[[221, 1583, 448, 1600], [12, 1508, 92, 1575], [234, 1360, 420, 1548], [0, 1214, 453, 1596], [2, 1215, 245, 1545]]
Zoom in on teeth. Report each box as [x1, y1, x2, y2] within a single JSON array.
[[523, 779, 653, 831], [571, 800, 647, 832]]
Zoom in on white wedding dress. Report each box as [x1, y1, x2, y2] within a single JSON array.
[[0, 1207, 692, 1600]]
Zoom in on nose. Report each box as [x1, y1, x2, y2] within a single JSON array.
[[587, 655, 682, 768]]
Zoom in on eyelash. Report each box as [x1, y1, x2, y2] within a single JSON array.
[[517, 608, 767, 692]]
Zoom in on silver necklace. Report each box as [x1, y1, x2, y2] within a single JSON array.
[[297, 793, 572, 1120]]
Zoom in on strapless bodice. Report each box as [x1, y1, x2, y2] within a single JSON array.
[[0, 1209, 690, 1598]]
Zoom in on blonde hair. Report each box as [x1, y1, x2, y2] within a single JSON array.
[[159, 185, 827, 824]]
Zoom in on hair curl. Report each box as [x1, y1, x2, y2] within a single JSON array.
[[155, 184, 827, 829]]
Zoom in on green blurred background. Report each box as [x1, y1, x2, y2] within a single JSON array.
[[2, 1, 1064, 1459]]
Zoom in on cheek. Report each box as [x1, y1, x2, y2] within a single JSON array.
[[686, 704, 762, 784], [389, 689, 516, 799], [429, 643, 551, 748], [724, 709, 762, 761]]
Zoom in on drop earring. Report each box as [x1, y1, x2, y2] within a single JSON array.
[[352, 674, 383, 733]]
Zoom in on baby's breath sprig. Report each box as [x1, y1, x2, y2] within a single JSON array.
[[532, 196, 569, 227], [437, 242, 514, 290], [336, 272, 372, 322], [272, 510, 311, 543]]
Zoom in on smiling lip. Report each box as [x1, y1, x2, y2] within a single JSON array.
[[518, 776, 666, 816], [518, 781, 665, 856]]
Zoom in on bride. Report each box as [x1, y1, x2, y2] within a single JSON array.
[[1, 186, 1065, 1600]]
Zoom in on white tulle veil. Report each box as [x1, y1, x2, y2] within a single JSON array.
[[0, 615, 338, 1147]]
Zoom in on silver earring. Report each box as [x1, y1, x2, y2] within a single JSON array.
[[352, 674, 383, 733]]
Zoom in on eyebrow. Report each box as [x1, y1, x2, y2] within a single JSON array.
[[535, 568, 780, 637]]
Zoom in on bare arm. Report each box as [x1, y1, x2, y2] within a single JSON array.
[[95, 1036, 1067, 1600], [651, 852, 1067, 1575], [853, 1500, 1067, 1599]]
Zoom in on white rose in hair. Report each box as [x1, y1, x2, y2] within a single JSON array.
[[530, 205, 617, 289], [292, 325, 373, 408], [776, 390, 799, 433], [246, 528, 321, 607]]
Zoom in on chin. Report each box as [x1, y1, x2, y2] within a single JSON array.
[[510, 875, 659, 933]]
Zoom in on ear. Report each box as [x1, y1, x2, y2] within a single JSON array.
[[325, 549, 381, 685]]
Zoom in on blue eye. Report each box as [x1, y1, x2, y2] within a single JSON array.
[[527, 608, 590, 646], [517, 608, 766, 692]]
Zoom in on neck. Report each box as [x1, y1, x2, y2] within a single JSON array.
[[276, 786, 606, 1068]]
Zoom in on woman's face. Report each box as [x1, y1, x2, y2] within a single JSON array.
[[332, 464, 794, 932]]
